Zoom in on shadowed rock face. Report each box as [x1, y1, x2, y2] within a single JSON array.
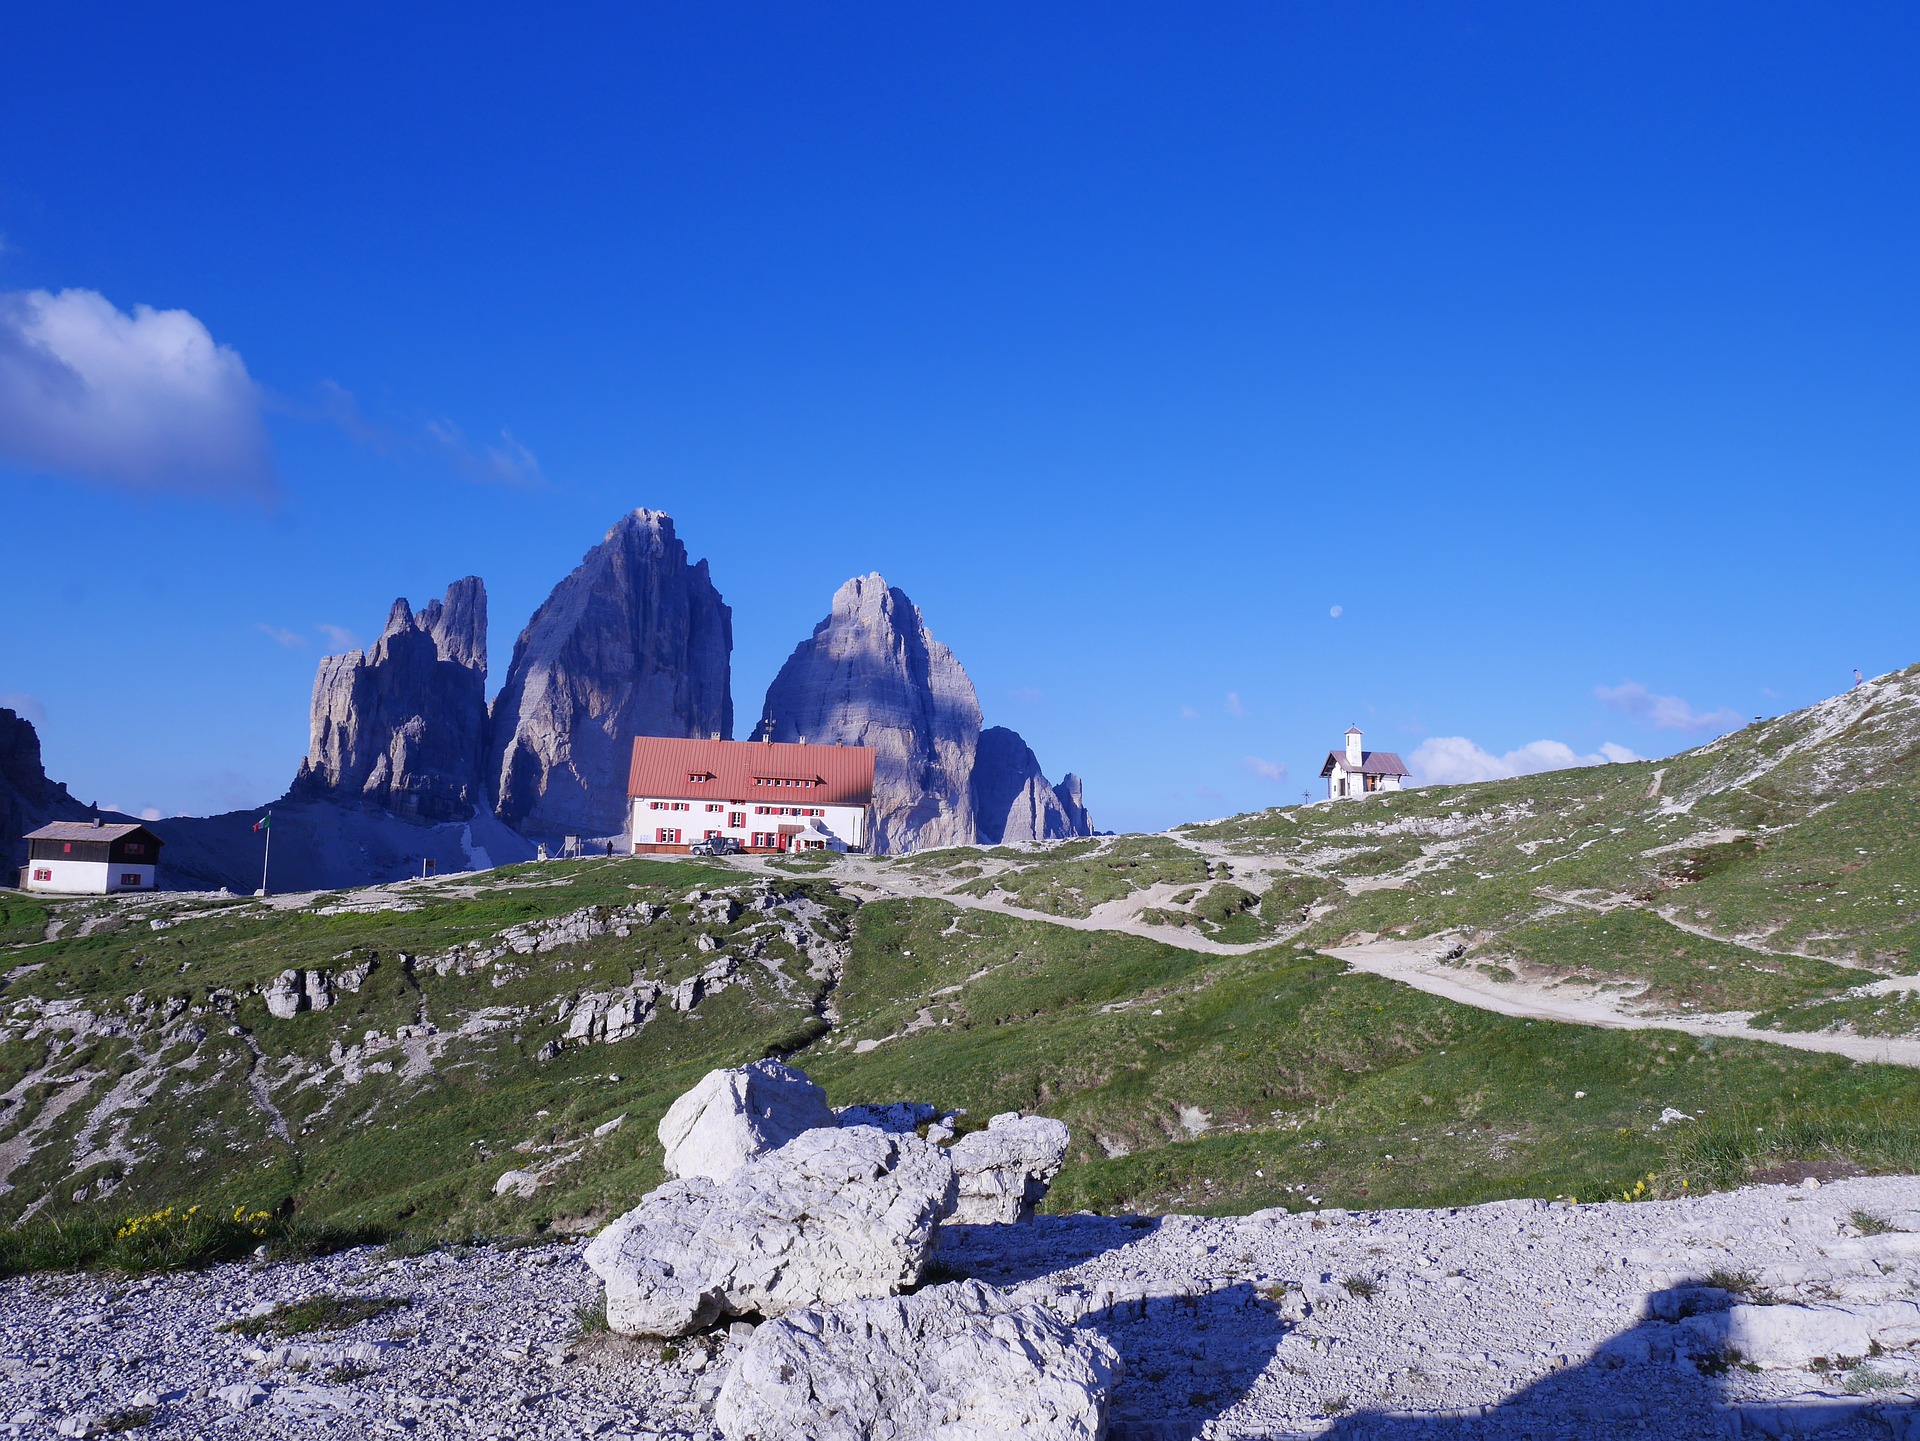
[[0, 707, 88, 873], [289, 577, 491, 824], [488, 510, 733, 840], [759, 576, 1091, 853], [972, 727, 1095, 845], [759, 576, 983, 854]]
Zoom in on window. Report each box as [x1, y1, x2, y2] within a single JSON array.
[[706, 803, 724, 813], [728, 812, 745, 828], [704, 830, 721, 840], [62, 842, 72, 854], [655, 827, 682, 844], [120, 873, 143, 886], [31, 868, 50, 882], [124, 841, 146, 856]]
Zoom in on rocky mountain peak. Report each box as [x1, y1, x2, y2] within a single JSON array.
[[760, 575, 1090, 852], [487, 509, 733, 840], [288, 577, 492, 823]]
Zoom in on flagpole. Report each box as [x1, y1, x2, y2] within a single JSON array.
[[259, 817, 271, 896]]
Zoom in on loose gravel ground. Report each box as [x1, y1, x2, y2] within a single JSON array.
[[11, 1177, 1920, 1439]]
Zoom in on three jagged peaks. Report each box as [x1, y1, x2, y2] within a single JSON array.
[[284, 514, 1089, 860]]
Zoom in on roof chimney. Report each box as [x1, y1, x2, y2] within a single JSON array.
[[91, 815, 102, 828]]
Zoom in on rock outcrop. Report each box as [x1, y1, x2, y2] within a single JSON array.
[[971, 726, 1092, 845], [0, 707, 88, 874], [584, 1126, 956, 1336], [658, 1060, 837, 1182], [946, 1111, 1072, 1224], [714, 1280, 1122, 1441], [288, 578, 490, 823], [488, 511, 732, 840], [758, 576, 1091, 852]]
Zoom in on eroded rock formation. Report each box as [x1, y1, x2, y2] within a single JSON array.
[[972, 726, 1092, 845], [758, 575, 1091, 852], [488, 511, 732, 839], [289, 578, 490, 823]]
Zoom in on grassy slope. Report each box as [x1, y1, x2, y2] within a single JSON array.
[[4, 665, 1918, 1256], [803, 900, 1919, 1216]]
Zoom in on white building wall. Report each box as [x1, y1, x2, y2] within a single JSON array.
[[24, 859, 156, 894], [630, 796, 870, 851]]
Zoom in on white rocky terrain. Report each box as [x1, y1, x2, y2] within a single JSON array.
[[12, 1174, 1920, 1439]]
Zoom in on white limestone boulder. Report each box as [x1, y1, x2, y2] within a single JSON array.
[[714, 1279, 1121, 1441], [584, 1126, 956, 1336], [947, 1111, 1071, 1224], [657, 1059, 836, 1181], [1681, 1299, 1920, 1369]]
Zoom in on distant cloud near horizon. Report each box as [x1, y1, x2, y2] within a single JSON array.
[[1412, 736, 1641, 785], [316, 623, 362, 652], [0, 288, 278, 503], [254, 623, 307, 649], [1595, 680, 1741, 732], [1243, 755, 1287, 783], [1225, 692, 1247, 718]]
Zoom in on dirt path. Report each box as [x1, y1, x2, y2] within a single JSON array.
[[1324, 938, 1920, 1069], [1537, 887, 1872, 972]]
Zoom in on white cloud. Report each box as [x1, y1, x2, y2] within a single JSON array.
[[139, 807, 162, 821], [1243, 756, 1288, 784], [0, 288, 277, 502], [1225, 692, 1247, 718], [1179, 705, 1200, 720], [426, 417, 543, 487], [254, 623, 307, 648], [316, 623, 362, 652], [1594, 680, 1741, 732], [1329, 604, 1343, 618], [0, 691, 46, 726], [1411, 735, 1642, 785]]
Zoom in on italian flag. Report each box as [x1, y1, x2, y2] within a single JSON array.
[[252, 813, 271, 833]]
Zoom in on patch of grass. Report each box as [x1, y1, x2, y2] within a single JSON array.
[[1704, 1269, 1779, 1305], [1341, 1275, 1378, 1300], [1851, 1210, 1900, 1236], [574, 1297, 609, 1335], [0, 1205, 388, 1278], [219, 1294, 410, 1339], [96, 1406, 155, 1434], [954, 836, 1208, 918], [1665, 1104, 1920, 1192], [1845, 1365, 1902, 1394], [0, 893, 51, 947], [325, 1361, 377, 1384]]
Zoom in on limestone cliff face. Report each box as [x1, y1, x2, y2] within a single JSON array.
[[758, 576, 981, 854], [970, 727, 1095, 845], [0, 708, 88, 873], [759, 576, 1091, 853], [488, 511, 733, 839], [289, 577, 491, 823]]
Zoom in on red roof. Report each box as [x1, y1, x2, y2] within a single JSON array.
[[627, 737, 875, 805]]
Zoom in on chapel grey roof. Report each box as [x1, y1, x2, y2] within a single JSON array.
[[1320, 750, 1412, 778]]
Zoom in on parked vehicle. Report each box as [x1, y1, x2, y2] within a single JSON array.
[[688, 836, 742, 857]]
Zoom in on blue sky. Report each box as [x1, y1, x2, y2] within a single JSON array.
[[2, 4, 1917, 831]]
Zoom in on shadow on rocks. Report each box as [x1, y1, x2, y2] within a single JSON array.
[[930, 1213, 1162, 1287], [1091, 1282, 1293, 1441], [1315, 1283, 1920, 1441]]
